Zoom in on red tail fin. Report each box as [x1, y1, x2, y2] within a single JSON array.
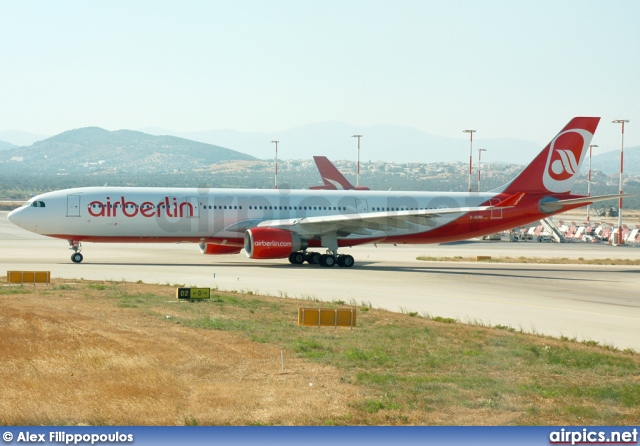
[[501, 117, 600, 194], [313, 156, 357, 190]]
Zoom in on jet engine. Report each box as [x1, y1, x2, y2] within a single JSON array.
[[199, 242, 242, 255], [244, 228, 307, 259]]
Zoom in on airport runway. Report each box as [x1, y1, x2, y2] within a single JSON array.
[[1, 211, 639, 351]]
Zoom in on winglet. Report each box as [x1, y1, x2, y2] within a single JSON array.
[[495, 192, 526, 208]]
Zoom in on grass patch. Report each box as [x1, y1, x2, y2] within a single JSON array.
[[432, 316, 456, 324], [122, 291, 633, 424], [87, 283, 110, 291], [179, 316, 248, 332], [1, 277, 638, 425], [417, 256, 640, 265], [0, 286, 33, 295]]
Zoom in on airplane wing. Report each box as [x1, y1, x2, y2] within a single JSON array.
[[255, 205, 495, 238], [221, 193, 524, 237]]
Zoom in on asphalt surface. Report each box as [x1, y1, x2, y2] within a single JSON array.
[[2, 211, 639, 351]]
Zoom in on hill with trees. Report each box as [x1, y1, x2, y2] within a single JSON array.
[[0, 140, 16, 150], [591, 146, 640, 175], [0, 127, 256, 174]]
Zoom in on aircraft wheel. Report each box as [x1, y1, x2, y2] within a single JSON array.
[[306, 252, 321, 265], [320, 254, 336, 267], [71, 253, 83, 263], [337, 254, 354, 268], [289, 252, 305, 265]]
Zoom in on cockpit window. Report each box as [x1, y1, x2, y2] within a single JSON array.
[[30, 201, 46, 208]]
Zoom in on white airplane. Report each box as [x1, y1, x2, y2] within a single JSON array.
[[8, 117, 622, 268]]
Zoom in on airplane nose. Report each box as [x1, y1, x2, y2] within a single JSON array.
[[7, 207, 22, 226]]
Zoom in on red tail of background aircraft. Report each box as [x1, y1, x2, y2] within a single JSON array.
[[310, 156, 370, 190]]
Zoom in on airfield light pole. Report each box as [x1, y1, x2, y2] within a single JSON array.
[[477, 148, 486, 192], [586, 144, 598, 223], [352, 134, 362, 187], [612, 119, 629, 245], [271, 140, 279, 189], [463, 129, 476, 192]]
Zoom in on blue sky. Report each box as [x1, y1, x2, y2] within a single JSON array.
[[1, 0, 638, 156]]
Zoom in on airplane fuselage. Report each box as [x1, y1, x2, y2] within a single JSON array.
[[9, 186, 582, 246], [6, 117, 604, 266]]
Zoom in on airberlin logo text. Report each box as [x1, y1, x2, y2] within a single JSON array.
[[254, 240, 292, 247], [87, 197, 194, 218]]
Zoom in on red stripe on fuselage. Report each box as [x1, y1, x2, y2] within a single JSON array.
[[47, 194, 588, 246]]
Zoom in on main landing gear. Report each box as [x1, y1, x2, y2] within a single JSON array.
[[288, 251, 355, 268], [69, 240, 83, 263]]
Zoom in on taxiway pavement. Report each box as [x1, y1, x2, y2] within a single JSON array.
[[1, 211, 639, 351]]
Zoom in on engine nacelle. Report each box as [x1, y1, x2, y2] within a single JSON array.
[[199, 242, 242, 255], [244, 228, 307, 259]]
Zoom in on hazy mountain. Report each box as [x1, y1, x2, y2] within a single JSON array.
[[141, 122, 543, 165], [0, 130, 47, 147], [590, 146, 640, 176], [0, 140, 17, 150], [1, 127, 256, 173]]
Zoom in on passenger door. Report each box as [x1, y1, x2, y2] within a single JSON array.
[[67, 195, 81, 217]]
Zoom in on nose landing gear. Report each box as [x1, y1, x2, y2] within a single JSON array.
[[69, 240, 83, 263]]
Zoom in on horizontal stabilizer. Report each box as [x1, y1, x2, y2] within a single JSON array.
[[539, 194, 632, 213]]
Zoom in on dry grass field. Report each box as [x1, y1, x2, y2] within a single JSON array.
[[0, 280, 358, 426], [1, 278, 638, 426]]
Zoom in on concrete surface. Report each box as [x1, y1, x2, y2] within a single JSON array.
[[1, 211, 639, 351]]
